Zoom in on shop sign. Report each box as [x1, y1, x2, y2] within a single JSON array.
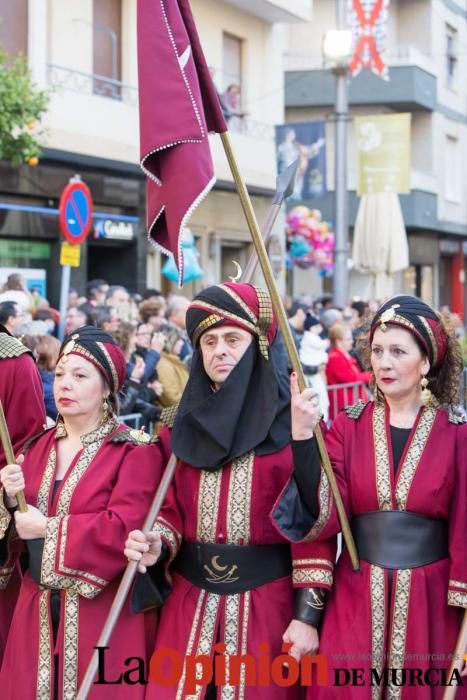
[[0, 240, 50, 261], [93, 219, 135, 241]]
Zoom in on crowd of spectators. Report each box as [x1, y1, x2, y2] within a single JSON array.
[[1, 272, 465, 429]]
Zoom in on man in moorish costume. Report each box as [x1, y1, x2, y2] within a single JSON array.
[[126, 282, 326, 699], [0, 321, 46, 663]]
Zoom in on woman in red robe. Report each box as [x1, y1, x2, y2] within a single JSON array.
[[273, 296, 466, 699], [0, 326, 164, 699], [325, 323, 371, 421]]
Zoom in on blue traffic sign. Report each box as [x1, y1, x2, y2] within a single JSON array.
[[59, 179, 93, 244]]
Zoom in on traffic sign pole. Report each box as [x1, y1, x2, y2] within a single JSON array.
[[58, 263, 71, 341], [57, 175, 93, 340]]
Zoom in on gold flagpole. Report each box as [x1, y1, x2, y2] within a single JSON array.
[[220, 131, 359, 571], [0, 401, 27, 513]]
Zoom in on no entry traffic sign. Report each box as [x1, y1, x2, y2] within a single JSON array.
[[58, 178, 93, 244]]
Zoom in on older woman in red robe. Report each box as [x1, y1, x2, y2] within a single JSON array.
[[273, 295, 466, 699], [0, 326, 164, 699]]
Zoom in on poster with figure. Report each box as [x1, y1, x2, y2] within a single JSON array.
[[275, 121, 326, 201]]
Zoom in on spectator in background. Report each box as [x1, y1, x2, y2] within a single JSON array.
[[166, 294, 192, 362], [350, 299, 370, 328], [106, 285, 131, 322], [113, 322, 163, 426], [0, 273, 33, 312], [299, 314, 330, 423], [95, 305, 120, 333], [86, 278, 109, 306], [287, 301, 309, 352], [139, 298, 167, 329], [35, 335, 61, 420], [142, 287, 166, 309], [320, 308, 343, 341], [155, 325, 189, 407], [0, 302, 25, 337], [326, 323, 371, 421], [221, 83, 248, 120], [133, 322, 165, 384], [64, 306, 87, 335], [34, 309, 56, 336]]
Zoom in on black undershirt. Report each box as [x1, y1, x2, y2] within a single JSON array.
[[293, 426, 412, 516]]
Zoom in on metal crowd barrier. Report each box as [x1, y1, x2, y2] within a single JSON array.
[[118, 413, 144, 429], [326, 381, 370, 422]]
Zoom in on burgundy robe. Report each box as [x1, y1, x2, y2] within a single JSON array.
[[0, 351, 46, 664], [146, 426, 329, 700], [273, 401, 466, 699], [0, 418, 164, 699]]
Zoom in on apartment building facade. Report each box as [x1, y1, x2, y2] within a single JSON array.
[[0, 0, 312, 304], [284, 0, 467, 314]]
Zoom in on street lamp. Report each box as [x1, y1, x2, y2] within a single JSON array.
[[323, 4, 353, 308]]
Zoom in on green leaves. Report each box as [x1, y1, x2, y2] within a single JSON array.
[[0, 48, 49, 165]]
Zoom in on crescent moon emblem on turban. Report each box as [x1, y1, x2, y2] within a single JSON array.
[[211, 556, 228, 572], [229, 260, 242, 282]]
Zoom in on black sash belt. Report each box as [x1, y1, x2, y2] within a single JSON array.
[[352, 511, 449, 569], [172, 542, 292, 594]]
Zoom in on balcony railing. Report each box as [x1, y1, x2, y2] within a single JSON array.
[[47, 64, 275, 141], [47, 63, 138, 106]]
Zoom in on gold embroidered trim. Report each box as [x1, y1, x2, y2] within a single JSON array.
[[387, 569, 412, 700], [373, 404, 393, 510], [238, 589, 250, 700], [153, 517, 181, 572], [192, 313, 223, 346], [223, 593, 241, 699], [176, 589, 207, 700], [59, 515, 108, 588], [0, 488, 11, 539], [293, 568, 333, 586], [395, 408, 436, 510], [449, 579, 467, 591], [37, 589, 53, 700], [96, 341, 119, 390], [343, 399, 368, 420], [226, 452, 254, 545], [160, 403, 179, 428], [177, 591, 220, 700], [41, 517, 101, 598], [197, 468, 222, 543], [0, 333, 29, 359], [191, 300, 258, 336], [218, 284, 258, 324], [303, 468, 332, 542], [36, 449, 56, 515], [448, 590, 467, 608], [62, 590, 79, 700], [370, 566, 385, 700], [292, 558, 334, 569], [0, 564, 15, 590], [418, 316, 438, 367]]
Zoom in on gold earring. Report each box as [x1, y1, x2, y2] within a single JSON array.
[[420, 376, 432, 406]]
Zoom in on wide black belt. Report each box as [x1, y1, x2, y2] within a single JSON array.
[[172, 542, 291, 594], [352, 511, 449, 569]]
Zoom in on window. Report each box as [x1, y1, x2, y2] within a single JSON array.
[[0, 0, 28, 57], [93, 0, 122, 98], [446, 24, 458, 89], [222, 33, 242, 92], [445, 135, 461, 203]]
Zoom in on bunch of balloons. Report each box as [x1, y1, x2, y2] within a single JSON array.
[[286, 206, 335, 276]]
